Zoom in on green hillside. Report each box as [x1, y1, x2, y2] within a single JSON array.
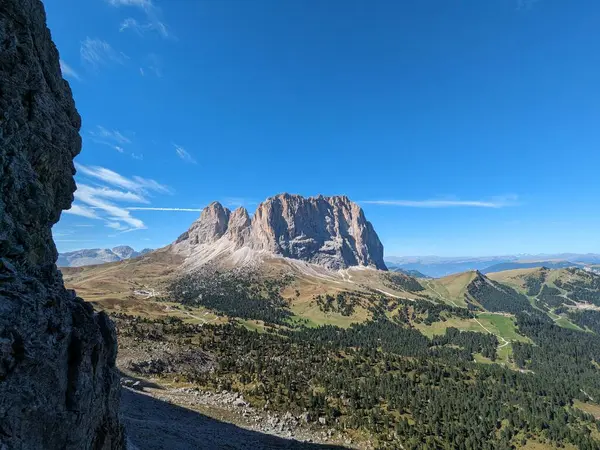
[[72, 262, 600, 449]]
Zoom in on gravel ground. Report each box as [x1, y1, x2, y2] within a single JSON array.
[[122, 388, 349, 450]]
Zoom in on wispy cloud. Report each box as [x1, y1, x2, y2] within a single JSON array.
[[120, 18, 144, 34], [52, 230, 74, 237], [55, 239, 97, 243], [80, 38, 127, 69], [361, 196, 518, 208], [136, 54, 163, 77], [145, 53, 163, 77], [106, 221, 130, 231], [517, 0, 541, 11], [119, 18, 168, 39], [76, 184, 149, 204], [67, 164, 199, 233], [74, 187, 146, 231], [60, 60, 81, 81], [107, 0, 152, 6], [222, 197, 257, 209], [70, 164, 172, 232], [75, 163, 171, 194], [126, 207, 203, 212], [88, 126, 144, 159], [174, 144, 196, 164], [108, 0, 170, 38], [89, 125, 132, 145], [64, 204, 101, 219]]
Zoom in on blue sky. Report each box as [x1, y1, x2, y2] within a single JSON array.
[[46, 0, 600, 257]]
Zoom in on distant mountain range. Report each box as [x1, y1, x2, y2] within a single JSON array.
[[480, 261, 579, 274], [57, 246, 152, 267], [389, 267, 430, 278], [385, 254, 600, 277]]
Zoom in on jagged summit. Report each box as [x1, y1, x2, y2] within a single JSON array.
[[171, 193, 387, 271]]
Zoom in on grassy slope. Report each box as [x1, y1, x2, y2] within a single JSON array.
[[421, 271, 478, 307], [574, 400, 600, 419], [478, 313, 530, 343], [68, 255, 600, 449], [488, 267, 584, 331], [66, 255, 595, 368]]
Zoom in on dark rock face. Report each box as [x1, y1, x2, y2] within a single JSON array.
[[0, 0, 123, 448]]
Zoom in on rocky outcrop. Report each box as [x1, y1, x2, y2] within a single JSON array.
[[179, 202, 231, 246], [0, 0, 123, 448], [251, 194, 386, 270], [173, 194, 387, 271], [225, 207, 252, 248], [111, 246, 138, 260]]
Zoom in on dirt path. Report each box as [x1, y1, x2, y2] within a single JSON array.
[[425, 281, 458, 307], [122, 388, 348, 450], [474, 317, 510, 348], [373, 288, 405, 299]]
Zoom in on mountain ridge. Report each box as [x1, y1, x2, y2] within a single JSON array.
[[385, 253, 599, 277], [58, 246, 152, 267]]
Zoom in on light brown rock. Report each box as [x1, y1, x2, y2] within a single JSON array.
[[173, 194, 386, 270]]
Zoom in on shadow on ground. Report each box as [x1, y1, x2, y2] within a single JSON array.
[[122, 388, 349, 450]]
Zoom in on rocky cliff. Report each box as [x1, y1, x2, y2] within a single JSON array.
[[0, 0, 123, 448], [172, 194, 387, 270]]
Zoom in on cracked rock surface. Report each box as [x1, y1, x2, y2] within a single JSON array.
[[0, 0, 123, 448]]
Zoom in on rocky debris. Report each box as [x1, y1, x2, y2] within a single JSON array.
[[0, 0, 123, 448], [125, 384, 361, 448], [233, 397, 249, 408], [299, 411, 312, 424], [121, 378, 136, 387], [125, 348, 214, 378], [121, 387, 359, 450], [172, 193, 387, 271], [120, 378, 143, 391]]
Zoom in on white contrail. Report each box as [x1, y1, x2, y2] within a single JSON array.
[[125, 207, 203, 212], [361, 196, 518, 208]]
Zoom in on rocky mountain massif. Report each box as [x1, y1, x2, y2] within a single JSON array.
[[171, 193, 387, 271], [58, 246, 152, 267], [0, 1, 122, 448]]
